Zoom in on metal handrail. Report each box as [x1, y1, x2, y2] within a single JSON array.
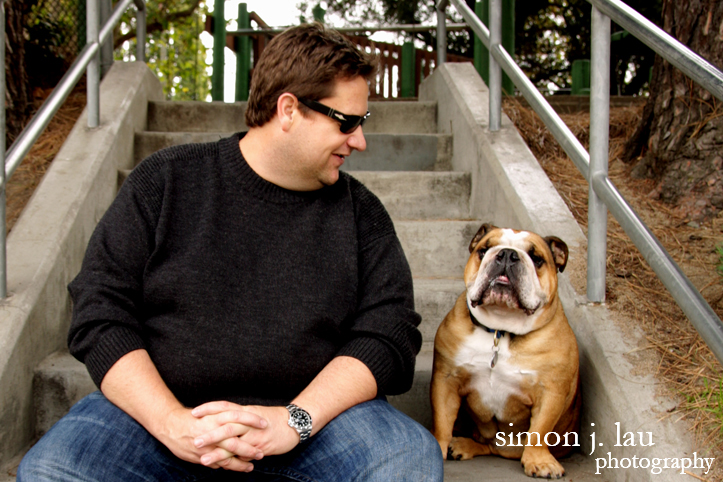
[[0, 0, 146, 297], [437, 0, 723, 365]]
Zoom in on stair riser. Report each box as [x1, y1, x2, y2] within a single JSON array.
[[415, 285, 462, 345], [388, 353, 433, 429], [396, 221, 481, 279], [146, 101, 437, 134], [133, 132, 452, 172], [342, 134, 452, 171], [119, 168, 471, 221], [351, 172, 471, 220]]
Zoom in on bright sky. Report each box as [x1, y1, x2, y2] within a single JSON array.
[[230, 1, 308, 28], [203, 1, 402, 101], [203, 1, 341, 101]]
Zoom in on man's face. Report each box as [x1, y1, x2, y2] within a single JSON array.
[[292, 76, 369, 189]]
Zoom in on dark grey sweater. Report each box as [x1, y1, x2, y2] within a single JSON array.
[[68, 133, 422, 408]]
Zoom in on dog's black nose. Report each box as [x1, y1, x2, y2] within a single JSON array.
[[495, 248, 520, 266]]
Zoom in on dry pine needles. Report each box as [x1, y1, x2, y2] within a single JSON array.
[[504, 97, 723, 478]]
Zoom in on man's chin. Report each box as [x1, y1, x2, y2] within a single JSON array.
[[320, 170, 341, 187]]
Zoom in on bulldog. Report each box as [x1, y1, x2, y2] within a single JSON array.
[[431, 223, 580, 479]]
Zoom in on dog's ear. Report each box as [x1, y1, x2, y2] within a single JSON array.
[[544, 236, 569, 273], [469, 223, 497, 253]]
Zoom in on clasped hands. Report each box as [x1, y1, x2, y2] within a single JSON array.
[[159, 402, 301, 473]]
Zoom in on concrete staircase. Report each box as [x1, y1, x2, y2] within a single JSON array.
[[9, 99, 601, 481]]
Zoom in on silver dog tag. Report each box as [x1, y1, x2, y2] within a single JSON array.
[[490, 351, 498, 368]]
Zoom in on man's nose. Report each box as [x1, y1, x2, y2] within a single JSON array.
[[347, 126, 366, 152]]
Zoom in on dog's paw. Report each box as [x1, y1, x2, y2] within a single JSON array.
[[521, 451, 565, 479], [447, 437, 490, 460]]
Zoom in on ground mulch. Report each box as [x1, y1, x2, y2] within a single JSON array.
[[5, 83, 86, 234], [504, 98, 723, 481]]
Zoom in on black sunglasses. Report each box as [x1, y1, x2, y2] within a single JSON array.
[[298, 98, 370, 134]]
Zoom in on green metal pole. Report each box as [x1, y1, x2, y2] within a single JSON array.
[[312, 3, 326, 23], [474, 0, 514, 94], [211, 0, 225, 101], [235, 3, 250, 102], [571, 59, 591, 95], [501, 0, 515, 95], [401, 42, 415, 98], [474, 0, 489, 87]]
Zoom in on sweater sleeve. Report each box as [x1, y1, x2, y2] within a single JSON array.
[[67, 153, 166, 388], [336, 177, 422, 395]]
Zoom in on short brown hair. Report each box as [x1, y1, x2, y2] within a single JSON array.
[[245, 23, 378, 127]]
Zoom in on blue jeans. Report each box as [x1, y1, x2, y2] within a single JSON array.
[[18, 391, 443, 481]]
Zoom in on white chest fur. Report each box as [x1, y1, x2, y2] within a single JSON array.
[[454, 327, 537, 417]]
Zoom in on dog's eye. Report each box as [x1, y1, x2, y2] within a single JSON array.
[[477, 248, 488, 259], [529, 251, 544, 268]]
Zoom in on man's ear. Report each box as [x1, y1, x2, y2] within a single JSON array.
[[277, 93, 298, 132]]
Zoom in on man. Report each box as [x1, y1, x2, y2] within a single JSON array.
[[18, 23, 443, 481]]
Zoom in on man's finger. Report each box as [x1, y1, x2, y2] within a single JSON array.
[[198, 438, 263, 464], [192, 401, 240, 417]]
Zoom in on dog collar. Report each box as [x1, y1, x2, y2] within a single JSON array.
[[467, 305, 514, 340], [468, 304, 514, 369]]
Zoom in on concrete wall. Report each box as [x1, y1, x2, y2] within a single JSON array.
[[0, 63, 162, 466], [420, 63, 695, 482]]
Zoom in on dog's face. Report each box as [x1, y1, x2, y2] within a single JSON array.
[[464, 224, 568, 334]]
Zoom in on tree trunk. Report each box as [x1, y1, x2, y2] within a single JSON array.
[[5, 0, 34, 146], [624, 0, 723, 221]]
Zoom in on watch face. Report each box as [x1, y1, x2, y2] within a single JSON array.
[[291, 408, 312, 429]]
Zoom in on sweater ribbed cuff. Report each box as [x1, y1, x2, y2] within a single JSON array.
[[83, 327, 147, 388], [337, 336, 406, 394]]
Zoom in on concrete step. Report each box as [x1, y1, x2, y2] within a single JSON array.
[[442, 453, 603, 481], [389, 347, 434, 428], [118, 170, 470, 220], [32, 351, 98, 438], [118, 168, 469, 221], [133, 132, 452, 171], [414, 278, 463, 345], [396, 220, 480, 279], [0, 450, 603, 482], [351, 171, 471, 220], [342, 133, 452, 171], [146, 101, 438, 134]]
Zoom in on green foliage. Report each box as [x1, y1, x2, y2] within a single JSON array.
[[686, 378, 723, 436], [115, 0, 210, 101], [299, 0, 661, 93], [717, 244, 723, 279], [25, 0, 85, 87]]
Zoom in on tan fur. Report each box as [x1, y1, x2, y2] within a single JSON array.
[[431, 226, 580, 479]]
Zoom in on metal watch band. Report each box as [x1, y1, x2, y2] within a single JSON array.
[[286, 403, 312, 442]]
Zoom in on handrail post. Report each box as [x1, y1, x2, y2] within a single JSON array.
[[211, 0, 225, 101], [587, 7, 611, 302], [1, 0, 7, 298], [87, 0, 100, 127], [99, 0, 113, 76], [488, 0, 501, 131], [134, 0, 146, 62], [235, 2, 250, 102], [436, 0, 448, 66]]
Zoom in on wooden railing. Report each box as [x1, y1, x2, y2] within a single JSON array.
[[206, 17, 472, 100]]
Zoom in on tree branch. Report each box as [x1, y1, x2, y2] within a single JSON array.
[[114, 0, 202, 49]]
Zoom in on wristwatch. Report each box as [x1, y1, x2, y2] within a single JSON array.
[[286, 404, 313, 442]]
